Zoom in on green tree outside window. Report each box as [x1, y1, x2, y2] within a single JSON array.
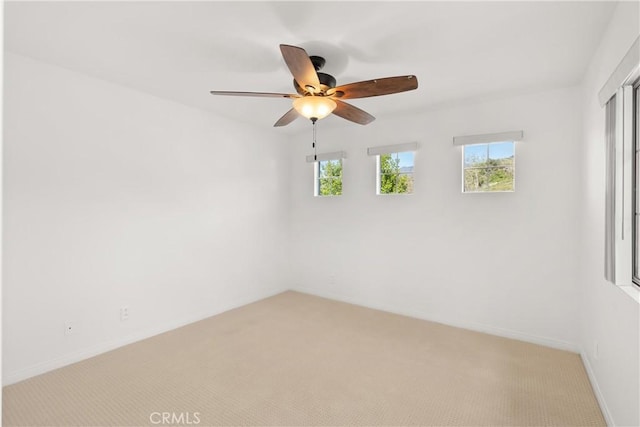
[[463, 142, 514, 192], [318, 160, 342, 196], [379, 153, 414, 194]]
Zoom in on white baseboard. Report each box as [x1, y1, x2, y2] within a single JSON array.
[[294, 286, 580, 353], [3, 285, 582, 386], [581, 351, 615, 426], [3, 286, 286, 386]]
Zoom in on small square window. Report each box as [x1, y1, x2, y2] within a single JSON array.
[[377, 152, 414, 195], [315, 159, 342, 196], [463, 142, 514, 192]]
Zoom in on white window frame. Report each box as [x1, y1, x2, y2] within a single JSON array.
[[633, 83, 640, 288], [314, 159, 342, 197], [453, 131, 523, 194], [600, 35, 640, 300], [307, 151, 346, 197], [461, 142, 516, 193], [614, 86, 634, 288], [367, 142, 418, 196], [611, 83, 640, 294], [375, 152, 415, 196]]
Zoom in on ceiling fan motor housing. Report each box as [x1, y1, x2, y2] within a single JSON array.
[[294, 72, 336, 95], [318, 72, 336, 90], [293, 55, 337, 94]]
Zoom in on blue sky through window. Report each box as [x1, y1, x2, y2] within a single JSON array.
[[464, 142, 514, 166], [395, 151, 414, 169], [391, 151, 413, 171], [488, 142, 514, 159], [464, 145, 487, 165]]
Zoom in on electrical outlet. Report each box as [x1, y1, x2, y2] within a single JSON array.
[[329, 274, 336, 285], [594, 341, 599, 360], [120, 306, 129, 321], [64, 321, 74, 336]]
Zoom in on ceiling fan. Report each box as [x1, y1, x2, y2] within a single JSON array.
[[210, 44, 418, 127]]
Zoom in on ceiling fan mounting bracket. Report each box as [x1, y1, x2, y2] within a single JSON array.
[[309, 56, 326, 71]]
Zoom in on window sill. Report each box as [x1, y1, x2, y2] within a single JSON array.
[[617, 284, 640, 304], [463, 190, 515, 194]]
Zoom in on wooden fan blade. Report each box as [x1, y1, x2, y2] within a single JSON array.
[[274, 108, 299, 127], [279, 44, 320, 93], [210, 91, 298, 98], [331, 75, 418, 99], [332, 100, 375, 125]]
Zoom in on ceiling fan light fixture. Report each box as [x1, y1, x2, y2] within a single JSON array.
[[293, 96, 337, 120]]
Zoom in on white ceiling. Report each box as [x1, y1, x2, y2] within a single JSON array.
[[5, 1, 616, 133]]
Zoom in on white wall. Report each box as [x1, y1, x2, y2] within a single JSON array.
[[289, 86, 582, 351], [580, 2, 640, 426], [0, 0, 5, 412], [2, 52, 290, 384]]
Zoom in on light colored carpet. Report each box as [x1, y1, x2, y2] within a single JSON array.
[[3, 291, 605, 426]]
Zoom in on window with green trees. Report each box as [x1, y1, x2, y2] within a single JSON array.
[[316, 159, 342, 196], [377, 152, 414, 195], [463, 142, 514, 192]]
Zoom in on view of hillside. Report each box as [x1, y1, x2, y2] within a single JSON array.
[[464, 156, 514, 192]]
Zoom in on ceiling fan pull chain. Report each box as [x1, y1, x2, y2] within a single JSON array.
[[312, 118, 318, 161]]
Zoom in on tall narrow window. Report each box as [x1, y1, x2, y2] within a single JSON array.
[[307, 151, 346, 197], [463, 142, 515, 192], [605, 95, 617, 283], [598, 36, 639, 292], [632, 82, 640, 286], [316, 159, 342, 196]]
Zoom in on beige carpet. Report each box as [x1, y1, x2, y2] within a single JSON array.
[[3, 291, 605, 426]]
